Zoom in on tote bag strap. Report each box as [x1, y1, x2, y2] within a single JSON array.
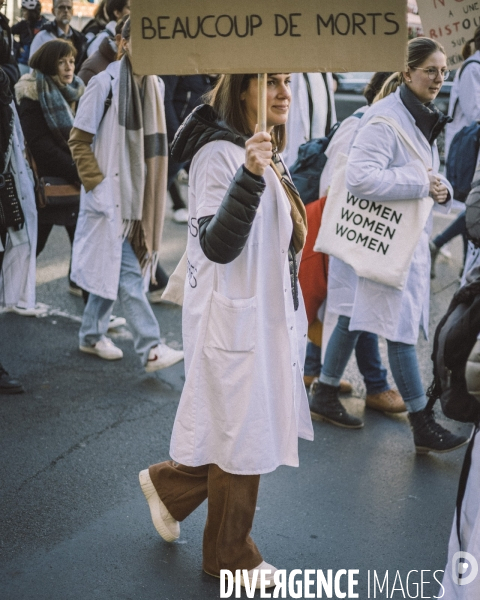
[[369, 115, 429, 170]]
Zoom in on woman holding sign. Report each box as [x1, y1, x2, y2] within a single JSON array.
[[310, 38, 469, 454], [139, 73, 313, 587]]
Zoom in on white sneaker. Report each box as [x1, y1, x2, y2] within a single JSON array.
[[11, 303, 48, 317], [148, 287, 166, 303], [172, 208, 189, 224], [145, 344, 184, 372], [108, 315, 126, 330], [79, 336, 123, 360], [139, 469, 180, 542], [235, 561, 278, 589], [176, 168, 189, 184]]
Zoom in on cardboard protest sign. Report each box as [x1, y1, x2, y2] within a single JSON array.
[[416, 0, 480, 68], [131, 0, 408, 75]]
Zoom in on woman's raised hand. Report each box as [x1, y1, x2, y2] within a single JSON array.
[[428, 170, 449, 204], [245, 127, 273, 177]]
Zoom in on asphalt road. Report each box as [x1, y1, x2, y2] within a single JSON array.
[[0, 197, 473, 600]]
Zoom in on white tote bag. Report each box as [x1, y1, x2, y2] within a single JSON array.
[[314, 116, 434, 291]]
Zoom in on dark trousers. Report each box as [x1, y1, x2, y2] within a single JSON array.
[[37, 223, 77, 286], [36, 222, 76, 257], [168, 159, 187, 211], [149, 461, 262, 575]]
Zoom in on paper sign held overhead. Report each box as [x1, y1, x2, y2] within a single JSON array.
[[131, 0, 408, 75], [416, 0, 480, 68]]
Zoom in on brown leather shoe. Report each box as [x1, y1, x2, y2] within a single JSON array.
[[339, 380, 353, 394], [304, 374, 319, 387], [366, 389, 406, 413]]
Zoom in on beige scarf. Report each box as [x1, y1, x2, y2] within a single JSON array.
[[117, 55, 168, 276], [270, 159, 307, 253]]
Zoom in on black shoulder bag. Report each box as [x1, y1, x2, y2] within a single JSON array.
[[0, 131, 25, 234]]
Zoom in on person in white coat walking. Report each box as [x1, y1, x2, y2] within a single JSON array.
[[283, 72, 336, 169], [445, 25, 480, 158], [0, 66, 37, 390], [68, 19, 183, 371], [441, 266, 480, 600], [310, 71, 407, 415], [430, 26, 480, 278], [310, 38, 469, 453], [139, 73, 313, 588]]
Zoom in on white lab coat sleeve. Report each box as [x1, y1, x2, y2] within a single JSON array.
[[433, 172, 454, 214], [458, 63, 480, 123], [319, 116, 359, 198], [157, 76, 165, 101], [86, 31, 107, 57], [73, 71, 112, 135], [193, 142, 243, 219], [28, 30, 51, 63], [326, 72, 337, 126], [346, 121, 430, 201]]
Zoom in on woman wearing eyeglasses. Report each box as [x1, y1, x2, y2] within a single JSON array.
[[310, 38, 470, 454]]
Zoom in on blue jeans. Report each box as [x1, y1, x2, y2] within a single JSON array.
[[433, 211, 468, 262], [319, 315, 426, 413], [304, 333, 389, 395], [79, 240, 161, 365]]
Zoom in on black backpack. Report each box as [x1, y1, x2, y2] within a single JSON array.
[[427, 266, 480, 559], [427, 274, 480, 424], [289, 122, 340, 205]]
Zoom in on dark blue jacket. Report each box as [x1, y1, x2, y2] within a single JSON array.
[[161, 75, 214, 144]]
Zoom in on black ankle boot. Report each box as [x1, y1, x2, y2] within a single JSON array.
[[408, 408, 470, 454], [309, 380, 363, 429], [0, 364, 24, 395]]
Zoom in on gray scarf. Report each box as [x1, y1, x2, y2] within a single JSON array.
[[36, 71, 84, 151]]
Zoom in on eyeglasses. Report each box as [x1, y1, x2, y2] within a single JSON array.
[[412, 67, 450, 81]]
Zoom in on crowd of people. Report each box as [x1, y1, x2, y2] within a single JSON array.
[[1, 0, 480, 594]]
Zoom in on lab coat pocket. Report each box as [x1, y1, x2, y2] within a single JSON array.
[[205, 291, 256, 352], [84, 177, 113, 217]]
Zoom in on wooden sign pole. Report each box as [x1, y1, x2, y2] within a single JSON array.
[[257, 73, 267, 132]]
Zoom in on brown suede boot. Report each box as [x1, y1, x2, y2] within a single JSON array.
[[366, 389, 406, 413]]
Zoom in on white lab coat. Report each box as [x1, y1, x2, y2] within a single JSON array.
[[70, 61, 123, 300], [441, 430, 480, 599], [320, 106, 368, 319], [283, 73, 336, 169], [170, 141, 314, 475], [0, 104, 37, 309], [445, 51, 480, 158], [345, 88, 452, 345], [86, 20, 116, 57], [70, 62, 165, 300]]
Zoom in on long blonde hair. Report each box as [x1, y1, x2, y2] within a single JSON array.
[[374, 37, 446, 102]]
